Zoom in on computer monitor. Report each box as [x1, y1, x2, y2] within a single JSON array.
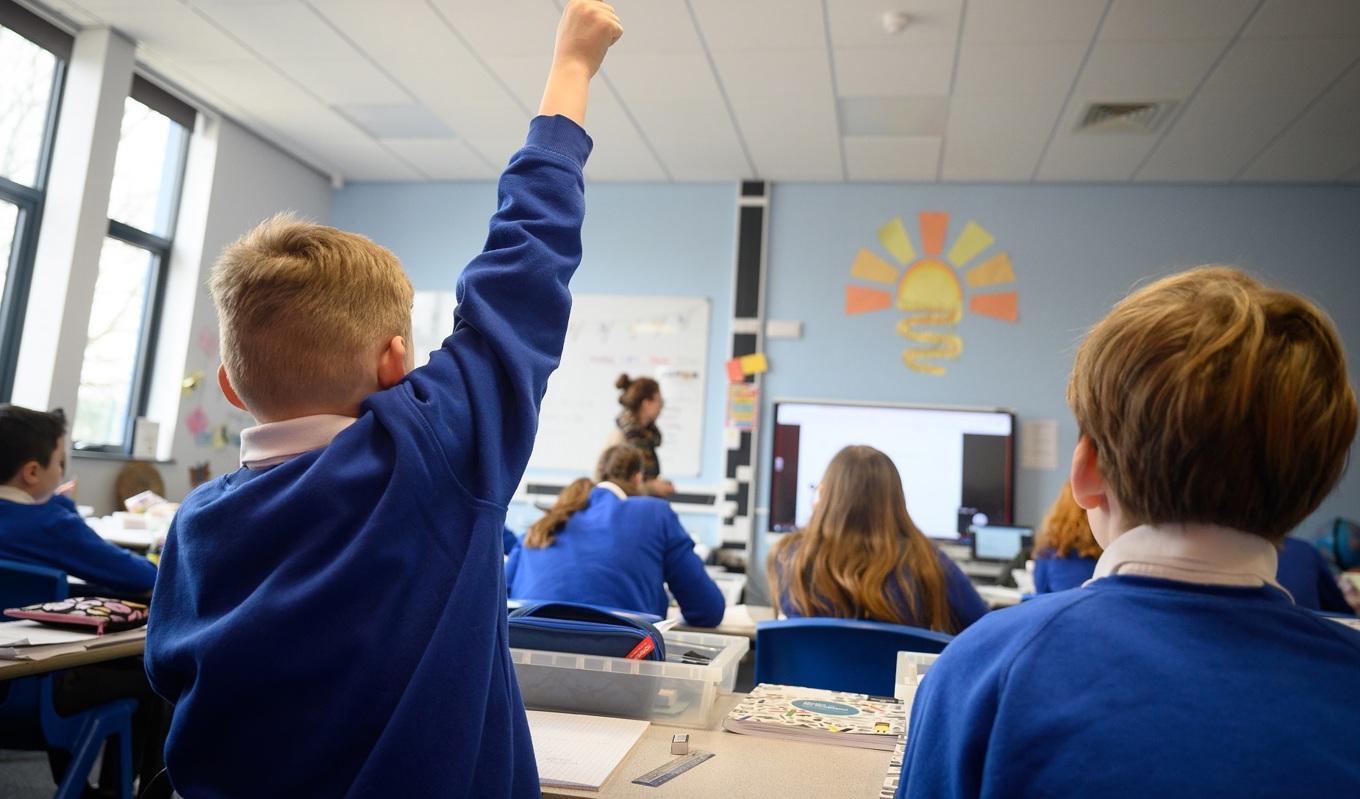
[[970, 525, 1033, 562], [769, 400, 1014, 540]]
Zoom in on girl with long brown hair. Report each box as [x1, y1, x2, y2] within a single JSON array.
[[767, 445, 987, 634], [506, 446, 724, 625], [1032, 482, 1101, 593]]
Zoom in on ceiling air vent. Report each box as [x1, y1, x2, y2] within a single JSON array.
[[1075, 101, 1176, 134]]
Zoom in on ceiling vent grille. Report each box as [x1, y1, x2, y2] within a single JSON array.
[[1076, 101, 1176, 134]]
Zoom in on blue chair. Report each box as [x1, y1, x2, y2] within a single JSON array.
[[0, 558, 136, 799], [754, 617, 953, 696]]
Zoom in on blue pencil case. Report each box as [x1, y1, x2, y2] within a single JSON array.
[[508, 601, 666, 662]]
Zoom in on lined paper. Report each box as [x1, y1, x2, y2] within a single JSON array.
[[527, 710, 649, 790]]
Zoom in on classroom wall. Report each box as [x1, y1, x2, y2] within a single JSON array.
[[72, 117, 332, 513], [330, 181, 739, 541]]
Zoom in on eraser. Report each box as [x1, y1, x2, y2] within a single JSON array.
[[670, 733, 689, 755]]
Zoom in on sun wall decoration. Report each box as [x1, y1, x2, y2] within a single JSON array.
[[844, 212, 1018, 376]]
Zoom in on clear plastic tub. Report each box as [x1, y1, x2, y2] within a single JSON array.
[[894, 651, 941, 700], [510, 630, 750, 729]]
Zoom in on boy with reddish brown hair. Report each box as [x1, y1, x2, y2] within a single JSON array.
[[899, 266, 1360, 797]]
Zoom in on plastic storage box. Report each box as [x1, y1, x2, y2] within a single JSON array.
[[894, 651, 941, 701], [510, 630, 749, 729]]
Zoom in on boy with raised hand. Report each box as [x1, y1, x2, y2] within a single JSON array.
[[898, 267, 1360, 798], [145, 3, 622, 796]]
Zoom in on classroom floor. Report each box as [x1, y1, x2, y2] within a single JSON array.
[[0, 750, 58, 798]]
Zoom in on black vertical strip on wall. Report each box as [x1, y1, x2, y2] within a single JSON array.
[[741, 181, 766, 198], [734, 206, 764, 318], [732, 333, 758, 358]]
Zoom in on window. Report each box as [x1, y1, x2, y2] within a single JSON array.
[[71, 85, 192, 452], [0, 2, 68, 400]]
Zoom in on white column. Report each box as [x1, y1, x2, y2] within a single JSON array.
[[11, 27, 134, 413]]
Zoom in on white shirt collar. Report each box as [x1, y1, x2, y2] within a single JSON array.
[[1089, 522, 1291, 599], [239, 414, 357, 469], [597, 481, 629, 501], [0, 485, 36, 505]]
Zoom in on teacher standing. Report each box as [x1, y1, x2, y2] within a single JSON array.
[[605, 374, 675, 496]]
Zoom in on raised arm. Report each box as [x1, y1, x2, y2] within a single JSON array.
[[401, 1, 622, 504]]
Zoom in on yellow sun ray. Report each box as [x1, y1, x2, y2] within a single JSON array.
[[877, 218, 917, 265], [965, 251, 1016, 288], [851, 248, 900, 285], [947, 221, 994, 268]]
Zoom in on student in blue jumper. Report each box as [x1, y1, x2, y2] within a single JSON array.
[[0, 404, 157, 595], [144, 4, 624, 796], [898, 267, 1360, 797], [1031, 481, 1101, 593], [506, 445, 724, 625], [768, 446, 988, 634], [1277, 536, 1352, 614]]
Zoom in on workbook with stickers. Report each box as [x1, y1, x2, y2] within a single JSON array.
[[722, 683, 905, 750]]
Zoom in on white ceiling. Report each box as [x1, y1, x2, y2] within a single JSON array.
[[31, 0, 1360, 184]]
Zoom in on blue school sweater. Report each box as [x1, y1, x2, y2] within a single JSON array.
[[145, 115, 591, 799], [0, 495, 156, 594], [1032, 551, 1097, 593], [897, 575, 1360, 798], [1278, 537, 1352, 614], [505, 486, 725, 626], [774, 543, 988, 632]]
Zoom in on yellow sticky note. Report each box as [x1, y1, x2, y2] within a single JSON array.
[[738, 353, 769, 375], [211, 424, 228, 449]]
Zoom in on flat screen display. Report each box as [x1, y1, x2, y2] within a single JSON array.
[[971, 525, 1033, 561], [769, 401, 1014, 540]]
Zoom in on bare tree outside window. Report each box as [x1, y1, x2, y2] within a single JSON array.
[[0, 27, 56, 188]]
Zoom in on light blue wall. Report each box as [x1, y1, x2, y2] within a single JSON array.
[[758, 183, 1360, 564], [330, 181, 738, 542]]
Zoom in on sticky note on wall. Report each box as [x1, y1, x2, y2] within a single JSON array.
[[739, 353, 769, 375]]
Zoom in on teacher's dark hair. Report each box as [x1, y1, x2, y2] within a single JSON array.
[[616, 373, 660, 414]]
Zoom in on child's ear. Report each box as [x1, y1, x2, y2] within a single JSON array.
[[377, 336, 409, 390], [218, 365, 248, 411], [17, 460, 41, 488], [1069, 436, 1108, 512]]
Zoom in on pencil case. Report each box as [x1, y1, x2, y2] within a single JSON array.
[[508, 601, 666, 661], [4, 597, 149, 634]]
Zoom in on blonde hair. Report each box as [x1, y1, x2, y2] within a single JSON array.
[[1068, 266, 1356, 541], [1035, 482, 1101, 559], [525, 446, 643, 549], [768, 445, 957, 633], [210, 214, 413, 418]]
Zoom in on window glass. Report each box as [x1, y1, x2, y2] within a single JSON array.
[[106, 97, 187, 236], [0, 27, 57, 188], [0, 200, 16, 292]]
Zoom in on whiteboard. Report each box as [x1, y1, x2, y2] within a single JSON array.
[[410, 292, 711, 478]]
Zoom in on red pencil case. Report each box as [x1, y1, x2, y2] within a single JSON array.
[[4, 597, 149, 634]]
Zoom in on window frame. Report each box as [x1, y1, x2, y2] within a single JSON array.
[[0, 19, 67, 401]]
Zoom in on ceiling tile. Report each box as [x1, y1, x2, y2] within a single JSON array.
[[192, 0, 359, 61], [1238, 129, 1360, 181], [843, 135, 941, 181], [425, 0, 560, 57], [602, 52, 725, 104], [1243, 0, 1360, 38], [627, 99, 752, 180], [825, 0, 964, 48], [1035, 124, 1161, 181], [710, 48, 834, 98], [273, 59, 409, 104], [69, 0, 256, 61], [1204, 38, 1360, 94], [607, 0, 704, 54], [578, 90, 667, 182], [689, 0, 826, 51], [954, 42, 1087, 96], [731, 99, 843, 180], [1293, 66, 1360, 134], [484, 54, 553, 109], [1074, 40, 1226, 98], [941, 95, 1067, 180], [379, 138, 497, 180], [1100, 0, 1258, 40], [334, 103, 456, 139], [838, 97, 950, 136], [833, 44, 956, 97], [1136, 92, 1314, 181], [962, 0, 1108, 43]]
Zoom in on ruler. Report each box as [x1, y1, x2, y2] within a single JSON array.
[[631, 750, 715, 787]]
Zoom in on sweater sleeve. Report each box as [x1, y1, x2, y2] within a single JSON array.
[[399, 115, 591, 506], [504, 544, 523, 595], [659, 508, 725, 627], [939, 552, 989, 631], [41, 505, 157, 594], [1033, 557, 1053, 593]]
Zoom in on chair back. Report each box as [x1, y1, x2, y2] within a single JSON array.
[[0, 557, 68, 611], [755, 617, 953, 696]]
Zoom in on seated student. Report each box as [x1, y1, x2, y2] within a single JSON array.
[[0, 404, 156, 594], [768, 445, 988, 634], [898, 267, 1360, 797], [1031, 481, 1101, 593], [1277, 536, 1353, 614], [503, 526, 521, 557], [506, 445, 724, 625], [144, 4, 624, 797]]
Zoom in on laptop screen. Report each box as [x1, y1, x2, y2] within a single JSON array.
[[972, 525, 1032, 561]]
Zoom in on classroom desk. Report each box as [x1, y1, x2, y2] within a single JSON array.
[[541, 693, 894, 798], [670, 604, 775, 638], [0, 627, 147, 681]]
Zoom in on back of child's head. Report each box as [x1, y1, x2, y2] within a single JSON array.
[[593, 444, 643, 486], [0, 405, 65, 483], [1068, 266, 1357, 541], [211, 214, 414, 419]]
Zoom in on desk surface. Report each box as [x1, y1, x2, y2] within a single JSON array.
[[542, 693, 893, 798], [0, 628, 147, 681], [670, 604, 775, 638]]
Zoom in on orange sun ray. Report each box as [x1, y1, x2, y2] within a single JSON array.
[[846, 285, 893, 315], [969, 291, 1019, 322], [918, 212, 949, 257]]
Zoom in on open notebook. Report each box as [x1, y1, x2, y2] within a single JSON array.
[[526, 710, 649, 791]]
